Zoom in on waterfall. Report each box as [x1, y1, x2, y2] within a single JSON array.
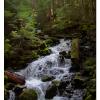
[[8, 39, 83, 100], [8, 90, 15, 100]]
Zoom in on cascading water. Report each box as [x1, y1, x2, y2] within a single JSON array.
[[9, 39, 83, 100]]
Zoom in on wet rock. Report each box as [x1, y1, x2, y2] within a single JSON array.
[[19, 89, 38, 100], [41, 75, 55, 82], [52, 80, 60, 86], [69, 58, 80, 72], [45, 85, 57, 99], [14, 85, 26, 96], [58, 55, 65, 66], [71, 76, 85, 89], [5, 83, 15, 90], [58, 81, 70, 95], [59, 51, 71, 59]]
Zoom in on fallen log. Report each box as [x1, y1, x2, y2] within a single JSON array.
[[4, 71, 25, 85]]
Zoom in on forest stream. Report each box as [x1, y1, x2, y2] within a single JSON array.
[[8, 39, 83, 100]]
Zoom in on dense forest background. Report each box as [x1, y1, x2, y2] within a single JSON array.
[[4, 0, 96, 100]]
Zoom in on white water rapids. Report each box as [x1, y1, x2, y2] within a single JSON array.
[[9, 39, 83, 100]]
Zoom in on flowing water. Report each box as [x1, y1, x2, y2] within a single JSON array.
[[9, 39, 83, 100]]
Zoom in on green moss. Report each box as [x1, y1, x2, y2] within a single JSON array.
[[71, 38, 79, 59], [52, 80, 60, 87], [19, 89, 37, 100]]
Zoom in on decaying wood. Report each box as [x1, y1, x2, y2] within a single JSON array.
[[4, 71, 25, 85]]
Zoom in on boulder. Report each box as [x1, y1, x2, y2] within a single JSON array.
[[58, 81, 70, 95], [59, 51, 71, 59], [4, 71, 25, 85], [71, 75, 85, 89], [45, 85, 57, 99], [5, 83, 15, 90], [69, 58, 80, 72], [19, 89, 38, 100], [41, 75, 55, 82]]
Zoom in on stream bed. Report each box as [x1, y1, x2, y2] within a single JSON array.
[[9, 39, 83, 100]]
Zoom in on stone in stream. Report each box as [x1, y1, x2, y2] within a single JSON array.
[[71, 75, 85, 89], [59, 51, 71, 59], [19, 89, 38, 100], [4, 70, 25, 85], [14, 85, 26, 96], [45, 84, 57, 99], [41, 75, 55, 82]]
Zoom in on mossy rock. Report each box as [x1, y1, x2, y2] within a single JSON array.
[[19, 89, 38, 100], [70, 58, 80, 72], [52, 80, 60, 87], [71, 38, 79, 59], [5, 83, 15, 90], [71, 75, 85, 89], [45, 85, 57, 99], [41, 75, 55, 82], [59, 51, 71, 59]]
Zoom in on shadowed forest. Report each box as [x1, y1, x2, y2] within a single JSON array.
[[4, 0, 96, 100]]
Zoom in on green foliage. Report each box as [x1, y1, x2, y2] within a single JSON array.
[[38, 48, 51, 56], [85, 95, 92, 100], [45, 39, 54, 47], [84, 57, 96, 67], [4, 39, 13, 58], [32, 51, 39, 60], [4, 75, 9, 85]]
